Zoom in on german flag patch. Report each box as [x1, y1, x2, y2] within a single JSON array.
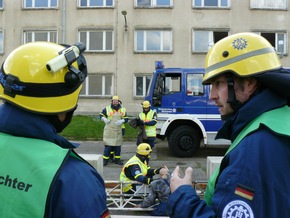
[[234, 184, 255, 201]]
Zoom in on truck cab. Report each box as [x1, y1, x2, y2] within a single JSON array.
[[145, 61, 229, 157]]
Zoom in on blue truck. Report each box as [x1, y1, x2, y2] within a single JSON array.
[[144, 61, 230, 157]]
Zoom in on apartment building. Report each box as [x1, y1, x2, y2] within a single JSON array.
[[0, 0, 289, 114]]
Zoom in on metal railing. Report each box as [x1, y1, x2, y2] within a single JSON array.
[[105, 180, 207, 211]]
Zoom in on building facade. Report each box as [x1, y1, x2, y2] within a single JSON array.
[[0, 0, 289, 115]]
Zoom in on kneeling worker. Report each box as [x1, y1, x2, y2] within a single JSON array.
[[119, 143, 167, 194]]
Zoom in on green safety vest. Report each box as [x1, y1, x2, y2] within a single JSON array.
[[205, 106, 290, 205], [0, 132, 71, 217], [119, 155, 148, 192]]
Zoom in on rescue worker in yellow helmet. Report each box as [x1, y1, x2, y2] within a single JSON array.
[[167, 32, 290, 217], [119, 143, 167, 194], [100, 95, 128, 166], [136, 100, 157, 149], [0, 42, 109, 217]]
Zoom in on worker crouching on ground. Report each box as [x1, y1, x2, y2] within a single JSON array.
[[0, 42, 109, 217], [100, 95, 128, 166], [119, 143, 167, 194]]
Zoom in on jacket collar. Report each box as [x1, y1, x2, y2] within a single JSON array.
[[0, 103, 78, 149], [216, 89, 288, 141]]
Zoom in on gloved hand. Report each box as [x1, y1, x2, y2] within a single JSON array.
[[145, 177, 151, 185], [101, 117, 110, 124], [115, 119, 125, 126], [138, 119, 144, 125], [155, 166, 167, 175]]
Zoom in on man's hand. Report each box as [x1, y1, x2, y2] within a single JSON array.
[[170, 166, 193, 193], [159, 166, 169, 178], [101, 117, 110, 124]]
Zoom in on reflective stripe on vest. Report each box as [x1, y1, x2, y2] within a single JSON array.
[[119, 155, 148, 192], [139, 110, 156, 137], [0, 132, 70, 217], [205, 106, 290, 205]]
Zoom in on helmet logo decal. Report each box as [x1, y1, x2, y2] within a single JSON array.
[[232, 38, 248, 50]]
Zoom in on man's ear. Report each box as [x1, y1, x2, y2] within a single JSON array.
[[246, 78, 258, 95], [57, 112, 67, 122]]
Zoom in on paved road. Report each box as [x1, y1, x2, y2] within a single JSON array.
[[74, 139, 229, 181]]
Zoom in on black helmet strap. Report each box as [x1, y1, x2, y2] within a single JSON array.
[[223, 76, 243, 119]]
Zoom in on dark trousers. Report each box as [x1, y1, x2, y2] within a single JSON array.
[[103, 145, 121, 159], [136, 137, 156, 149]]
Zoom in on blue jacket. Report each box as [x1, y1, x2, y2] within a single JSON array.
[[0, 103, 109, 218], [167, 89, 290, 217]]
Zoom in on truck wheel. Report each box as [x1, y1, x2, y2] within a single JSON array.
[[168, 126, 200, 157]]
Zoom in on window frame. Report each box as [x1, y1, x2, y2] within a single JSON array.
[[192, 29, 229, 53], [78, 29, 114, 52], [250, 0, 287, 10], [0, 30, 4, 54], [252, 31, 288, 56], [23, 0, 58, 9], [78, 0, 114, 8], [134, 29, 173, 53], [193, 0, 230, 8], [23, 30, 58, 43], [134, 74, 152, 97], [134, 0, 173, 8], [80, 73, 114, 97]]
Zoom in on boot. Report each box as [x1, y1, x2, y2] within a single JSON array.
[[114, 158, 123, 165], [103, 159, 109, 166]]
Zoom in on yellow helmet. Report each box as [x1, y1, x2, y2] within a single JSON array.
[[202, 32, 281, 84], [0, 42, 87, 114], [137, 143, 152, 156], [112, 95, 119, 101], [142, 100, 151, 108]]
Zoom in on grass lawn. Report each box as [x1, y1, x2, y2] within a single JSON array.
[[60, 115, 139, 141]]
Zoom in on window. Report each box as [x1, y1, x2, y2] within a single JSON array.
[[192, 30, 228, 52], [135, 0, 172, 7], [193, 0, 230, 8], [0, 0, 3, 9], [0, 31, 3, 54], [187, 73, 204, 96], [24, 0, 58, 8], [135, 30, 172, 52], [253, 32, 287, 55], [164, 76, 181, 93], [78, 0, 113, 7], [250, 0, 287, 9], [79, 30, 114, 52], [80, 74, 113, 96], [23, 30, 57, 43], [134, 75, 151, 97]]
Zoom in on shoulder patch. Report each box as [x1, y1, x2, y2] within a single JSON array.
[[235, 184, 255, 201], [222, 200, 254, 218], [135, 170, 141, 175]]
